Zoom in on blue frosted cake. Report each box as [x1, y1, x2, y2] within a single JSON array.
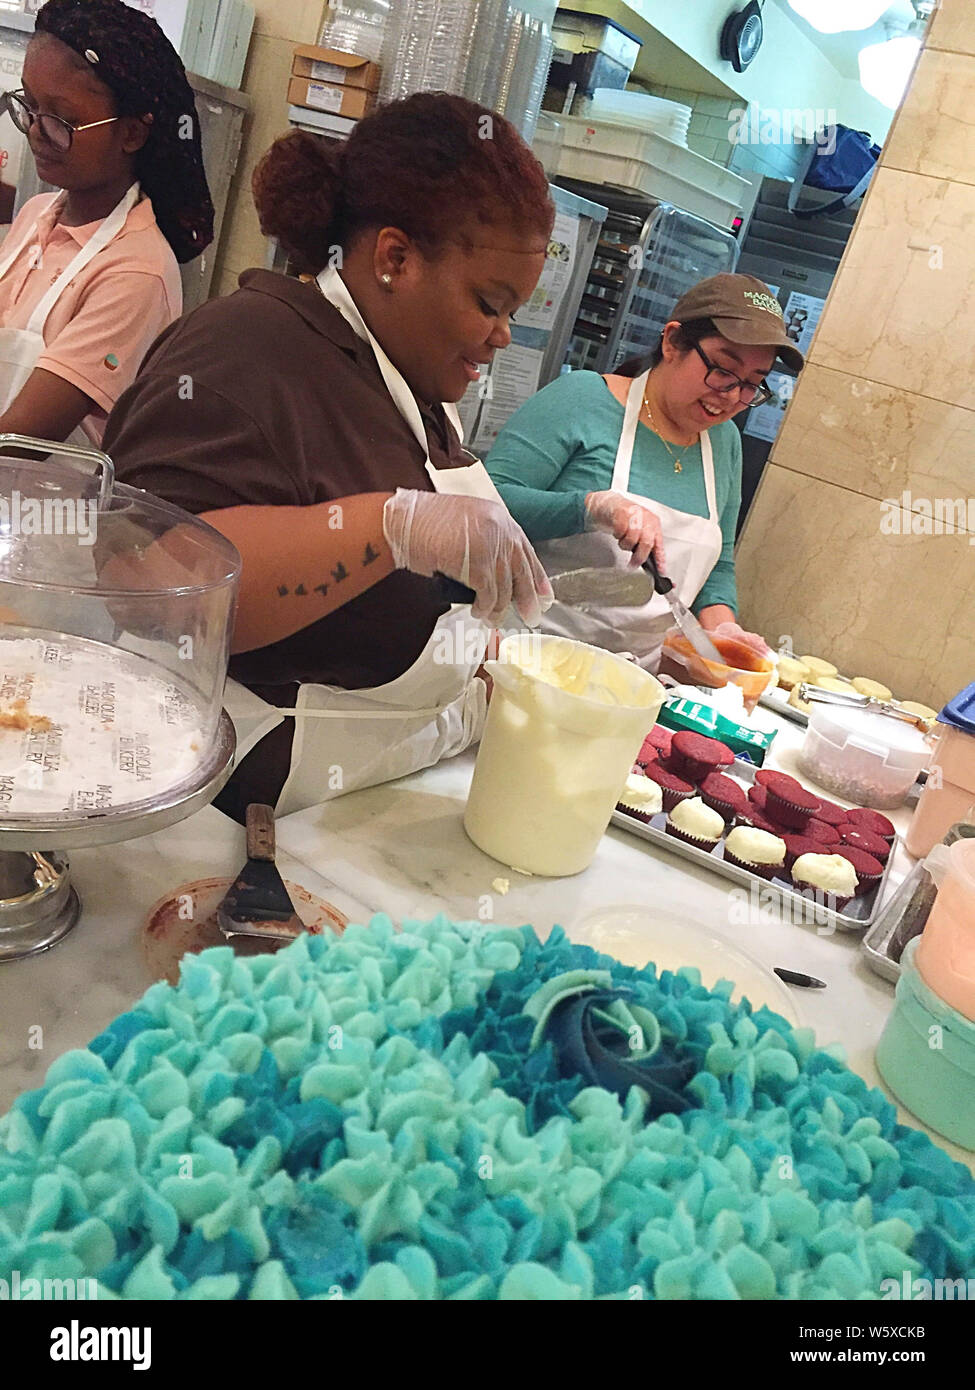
[[1, 915, 973, 1299]]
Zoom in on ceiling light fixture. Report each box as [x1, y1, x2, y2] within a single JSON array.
[[858, 32, 922, 107], [786, 0, 891, 34]]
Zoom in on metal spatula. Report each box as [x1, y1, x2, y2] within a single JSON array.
[[216, 804, 304, 942]]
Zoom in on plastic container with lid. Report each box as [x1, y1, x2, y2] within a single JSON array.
[[876, 937, 975, 1150], [797, 703, 931, 810], [463, 633, 665, 876], [907, 683, 975, 858]]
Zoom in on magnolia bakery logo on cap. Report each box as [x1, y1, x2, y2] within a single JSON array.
[[742, 289, 784, 320]]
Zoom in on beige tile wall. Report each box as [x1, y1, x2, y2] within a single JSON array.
[[735, 0, 975, 709], [210, 1, 324, 294]]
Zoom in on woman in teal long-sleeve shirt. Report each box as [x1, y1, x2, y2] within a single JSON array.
[[486, 273, 804, 668]]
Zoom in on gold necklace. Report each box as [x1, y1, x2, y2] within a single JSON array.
[[642, 384, 692, 474]]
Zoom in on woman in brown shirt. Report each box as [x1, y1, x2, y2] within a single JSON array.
[[102, 94, 555, 819]]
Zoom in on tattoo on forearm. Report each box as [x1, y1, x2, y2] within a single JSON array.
[[274, 537, 386, 597]]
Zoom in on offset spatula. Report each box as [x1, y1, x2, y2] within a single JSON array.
[[216, 803, 304, 942], [439, 556, 724, 665]]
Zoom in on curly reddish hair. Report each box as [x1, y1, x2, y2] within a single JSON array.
[[253, 93, 555, 274]]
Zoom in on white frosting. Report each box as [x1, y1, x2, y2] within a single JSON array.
[[0, 634, 210, 817], [725, 826, 786, 866], [792, 853, 857, 896], [618, 772, 663, 815], [668, 796, 724, 842]]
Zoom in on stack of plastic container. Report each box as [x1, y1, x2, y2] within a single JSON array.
[[380, 0, 553, 141], [380, 0, 480, 104], [319, 0, 391, 64]]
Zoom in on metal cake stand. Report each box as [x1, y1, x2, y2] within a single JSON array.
[[0, 711, 235, 961]]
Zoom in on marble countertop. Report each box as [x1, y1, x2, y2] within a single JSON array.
[[1, 702, 970, 1172]]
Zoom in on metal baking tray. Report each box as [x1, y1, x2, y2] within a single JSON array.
[[861, 822, 975, 982], [611, 806, 898, 934]]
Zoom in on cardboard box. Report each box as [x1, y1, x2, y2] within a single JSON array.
[[291, 44, 381, 92], [287, 76, 374, 120]]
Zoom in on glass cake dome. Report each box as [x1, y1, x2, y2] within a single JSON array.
[[0, 438, 240, 838]]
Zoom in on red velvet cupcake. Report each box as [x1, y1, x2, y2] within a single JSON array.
[[644, 724, 673, 760], [699, 772, 748, 823], [754, 770, 821, 830], [782, 834, 823, 872], [804, 818, 841, 846], [844, 807, 896, 842], [668, 731, 734, 784], [839, 826, 891, 862], [736, 806, 787, 836], [635, 737, 659, 768], [642, 761, 694, 813], [835, 845, 884, 895], [810, 798, 850, 827], [747, 783, 767, 809]]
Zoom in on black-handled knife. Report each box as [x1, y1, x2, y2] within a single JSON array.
[[642, 552, 674, 595]]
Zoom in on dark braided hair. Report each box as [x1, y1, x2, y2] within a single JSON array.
[[34, 0, 214, 263]]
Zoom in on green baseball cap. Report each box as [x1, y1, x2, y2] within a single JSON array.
[[671, 273, 805, 373]]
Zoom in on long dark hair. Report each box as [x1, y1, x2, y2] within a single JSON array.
[[253, 93, 556, 275], [616, 318, 718, 377], [34, 0, 214, 263]]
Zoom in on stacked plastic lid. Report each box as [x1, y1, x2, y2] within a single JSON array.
[[938, 682, 975, 734]]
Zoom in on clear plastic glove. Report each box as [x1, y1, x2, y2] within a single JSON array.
[[383, 488, 553, 627], [707, 620, 773, 658], [584, 490, 666, 570]]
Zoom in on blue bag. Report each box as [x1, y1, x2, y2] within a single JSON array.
[[787, 124, 882, 219]]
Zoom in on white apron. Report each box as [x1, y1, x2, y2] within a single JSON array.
[[0, 183, 140, 446], [535, 369, 723, 669], [224, 266, 504, 817]]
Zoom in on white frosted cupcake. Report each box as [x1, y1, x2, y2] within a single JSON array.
[[852, 676, 893, 702], [776, 656, 810, 691], [800, 655, 838, 680], [724, 826, 787, 880], [665, 796, 724, 851], [616, 772, 663, 824], [791, 852, 857, 910]]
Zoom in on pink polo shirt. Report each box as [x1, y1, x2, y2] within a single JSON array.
[[0, 191, 182, 443]]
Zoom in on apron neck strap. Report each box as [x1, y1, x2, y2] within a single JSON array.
[[610, 369, 649, 493], [25, 182, 140, 336]]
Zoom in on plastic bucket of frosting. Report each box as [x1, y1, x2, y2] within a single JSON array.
[[876, 938, 975, 1150], [464, 633, 666, 876]]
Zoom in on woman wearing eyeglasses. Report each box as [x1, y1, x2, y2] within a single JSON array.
[[485, 274, 804, 669], [0, 0, 212, 445]]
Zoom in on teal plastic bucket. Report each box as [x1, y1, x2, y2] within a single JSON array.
[[876, 938, 975, 1150]]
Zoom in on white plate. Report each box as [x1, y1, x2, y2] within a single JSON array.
[[572, 904, 802, 1026]]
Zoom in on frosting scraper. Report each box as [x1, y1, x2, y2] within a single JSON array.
[[216, 804, 304, 942]]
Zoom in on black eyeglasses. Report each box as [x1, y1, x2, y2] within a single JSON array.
[[693, 344, 774, 407], [2, 89, 120, 153]]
